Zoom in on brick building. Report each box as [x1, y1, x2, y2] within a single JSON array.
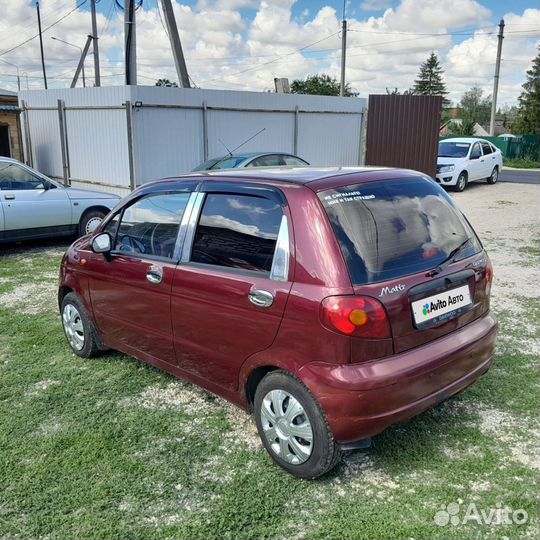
[[0, 88, 23, 161]]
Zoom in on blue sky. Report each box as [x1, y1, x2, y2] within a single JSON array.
[[0, 1, 538, 106]]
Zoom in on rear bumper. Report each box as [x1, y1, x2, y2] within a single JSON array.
[[298, 311, 498, 443]]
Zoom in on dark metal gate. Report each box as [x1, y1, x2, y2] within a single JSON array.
[[365, 95, 442, 177]]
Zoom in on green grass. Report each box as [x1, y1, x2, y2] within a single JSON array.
[[0, 239, 538, 540], [504, 159, 540, 169]]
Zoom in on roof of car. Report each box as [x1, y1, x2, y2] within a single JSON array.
[[213, 152, 304, 160], [440, 137, 490, 143]]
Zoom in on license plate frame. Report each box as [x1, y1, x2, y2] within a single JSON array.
[[411, 284, 473, 329]]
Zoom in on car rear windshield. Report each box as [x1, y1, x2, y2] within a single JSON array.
[[318, 177, 482, 286]]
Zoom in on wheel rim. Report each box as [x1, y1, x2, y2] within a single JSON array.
[[62, 304, 85, 351], [491, 169, 498, 183], [458, 175, 466, 190], [85, 216, 103, 235], [260, 389, 313, 464]]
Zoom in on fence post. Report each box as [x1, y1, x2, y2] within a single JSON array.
[[21, 100, 34, 168], [202, 100, 208, 160], [358, 107, 367, 165], [125, 100, 136, 191], [293, 105, 299, 155], [57, 99, 70, 185]]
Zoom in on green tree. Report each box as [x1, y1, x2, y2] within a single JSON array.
[[155, 78, 178, 87], [411, 52, 450, 106], [459, 86, 492, 126], [447, 114, 476, 136], [290, 74, 357, 97], [512, 46, 540, 135]]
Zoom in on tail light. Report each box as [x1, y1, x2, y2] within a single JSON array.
[[320, 295, 391, 339], [485, 255, 494, 296]]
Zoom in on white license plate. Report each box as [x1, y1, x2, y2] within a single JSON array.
[[411, 284, 472, 327]]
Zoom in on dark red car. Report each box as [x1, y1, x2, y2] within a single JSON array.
[[59, 167, 497, 478]]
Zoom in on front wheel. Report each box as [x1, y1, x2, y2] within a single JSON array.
[[254, 371, 341, 478], [79, 209, 107, 237], [487, 166, 498, 184], [454, 172, 468, 192], [61, 293, 101, 358]]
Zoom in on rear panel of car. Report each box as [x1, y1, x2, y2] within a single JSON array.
[[316, 176, 492, 356]]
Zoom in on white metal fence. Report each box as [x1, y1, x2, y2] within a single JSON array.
[[19, 86, 367, 195]]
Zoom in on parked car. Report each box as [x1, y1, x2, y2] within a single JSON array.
[[0, 158, 120, 243], [59, 167, 497, 478], [437, 137, 503, 192], [192, 152, 309, 171]]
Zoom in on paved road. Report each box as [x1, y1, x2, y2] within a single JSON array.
[[499, 168, 539, 184]]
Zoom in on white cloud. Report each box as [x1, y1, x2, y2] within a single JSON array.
[[361, 1, 393, 12]]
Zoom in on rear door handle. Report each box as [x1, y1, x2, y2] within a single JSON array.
[[248, 289, 274, 308], [146, 269, 163, 284], [4, 194, 15, 200]]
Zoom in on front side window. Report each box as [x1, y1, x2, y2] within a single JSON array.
[[470, 143, 482, 159], [113, 193, 190, 259], [0, 162, 46, 190], [318, 178, 482, 286], [191, 193, 283, 272]]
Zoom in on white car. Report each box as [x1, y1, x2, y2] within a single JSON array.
[[0, 158, 120, 243], [437, 137, 503, 192]]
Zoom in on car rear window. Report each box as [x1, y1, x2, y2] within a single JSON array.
[[318, 177, 482, 286]]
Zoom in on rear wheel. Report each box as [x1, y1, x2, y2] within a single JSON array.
[[487, 166, 498, 184], [254, 371, 341, 478], [79, 209, 107, 237], [454, 172, 468, 192]]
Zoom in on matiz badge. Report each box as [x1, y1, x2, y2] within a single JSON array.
[[379, 283, 406, 296]]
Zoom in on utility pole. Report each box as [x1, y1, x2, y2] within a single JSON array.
[[489, 18, 505, 136], [339, 0, 347, 97], [125, 0, 137, 85], [36, 1, 48, 89], [52, 37, 86, 87], [160, 0, 191, 88], [90, 0, 101, 86], [70, 35, 93, 88]]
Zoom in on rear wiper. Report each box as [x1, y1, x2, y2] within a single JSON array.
[[428, 238, 472, 277]]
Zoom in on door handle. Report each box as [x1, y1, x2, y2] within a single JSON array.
[[4, 194, 15, 200], [248, 289, 274, 308], [146, 269, 163, 284]]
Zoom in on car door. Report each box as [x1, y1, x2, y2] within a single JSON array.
[[0, 161, 71, 238], [481, 142, 497, 176], [467, 142, 485, 181], [86, 186, 195, 363], [170, 183, 293, 391]]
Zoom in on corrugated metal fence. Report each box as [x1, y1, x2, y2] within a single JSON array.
[[365, 94, 442, 177], [19, 86, 367, 195]]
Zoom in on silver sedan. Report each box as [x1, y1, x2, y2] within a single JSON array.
[[0, 158, 120, 243]]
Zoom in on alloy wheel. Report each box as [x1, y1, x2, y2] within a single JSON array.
[[260, 389, 313, 464]]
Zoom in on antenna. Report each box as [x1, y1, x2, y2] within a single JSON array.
[[218, 138, 233, 156], [231, 128, 266, 154]]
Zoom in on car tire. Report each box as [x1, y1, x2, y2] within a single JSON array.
[[79, 209, 107, 237], [61, 292, 101, 358], [254, 370, 341, 479], [487, 166, 498, 184], [454, 172, 468, 192]]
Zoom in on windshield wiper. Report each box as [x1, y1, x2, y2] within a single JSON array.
[[428, 238, 472, 277]]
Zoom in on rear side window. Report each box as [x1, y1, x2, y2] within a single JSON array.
[[318, 178, 482, 286], [481, 142, 493, 155], [191, 194, 282, 272]]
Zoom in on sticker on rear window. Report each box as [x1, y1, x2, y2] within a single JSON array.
[[456, 143, 469, 147], [322, 191, 375, 206]]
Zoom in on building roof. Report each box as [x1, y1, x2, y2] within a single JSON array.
[[0, 88, 17, 97]]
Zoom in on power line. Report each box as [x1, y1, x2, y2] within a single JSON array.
[[0, 0, 89, 57]]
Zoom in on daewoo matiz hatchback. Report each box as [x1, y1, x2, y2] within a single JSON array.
[[59, 167, 497, 478]]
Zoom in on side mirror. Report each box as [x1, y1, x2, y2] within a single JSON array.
[[470, 154, 480, 160], [42, 181, 50, 190], [91, 232, 112, 258]]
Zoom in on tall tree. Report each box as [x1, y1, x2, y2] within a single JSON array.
[[412, 52, 450, 106], [512, 46, 540, 135], [459, 86, 492, 126], [291, 74, 357, 97], [155, 78, 178, 87]]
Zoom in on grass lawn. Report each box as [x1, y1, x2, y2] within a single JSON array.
[[1, 183, 538, 540], [503, 159, 540, 169]]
